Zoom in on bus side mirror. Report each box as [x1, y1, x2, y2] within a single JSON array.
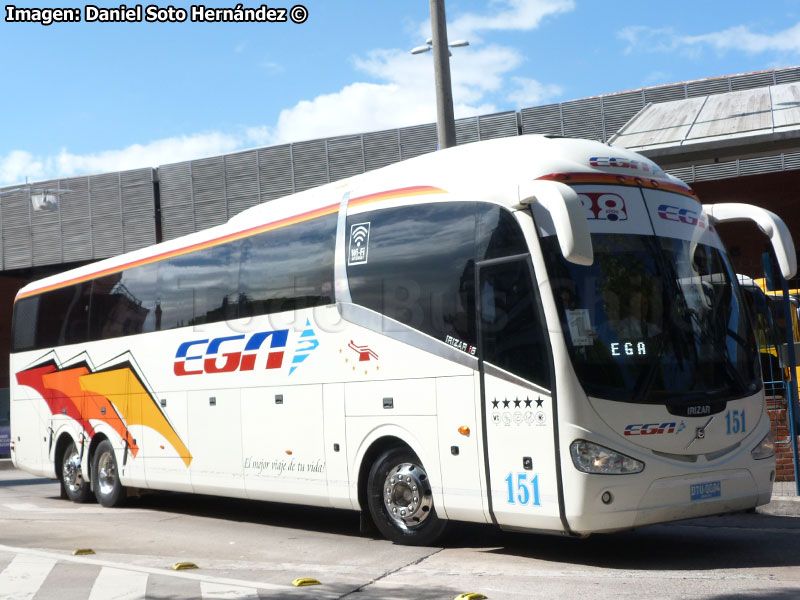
[[519, 180, 593, 266], [703, 203, 797, 279]]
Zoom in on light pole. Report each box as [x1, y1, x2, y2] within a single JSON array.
[[411, 0, 468, 150]]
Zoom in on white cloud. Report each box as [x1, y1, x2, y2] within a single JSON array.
[[618, 22, 800, 56], [507, 76, 563, 107], [2, 1, 572, 187], [272, 81, 434, 143], [617, 26, 683, 55], [56, 132, 242, 174], [0, 151, 45, 186], [685, 22, 800, 54], [261, 60, 283, 73], [427, 0, 575, 42], [641, 71, 673, 87], [0, 133, 244, 187]]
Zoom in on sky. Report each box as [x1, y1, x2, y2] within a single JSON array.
[[1, 0, 800, 187]]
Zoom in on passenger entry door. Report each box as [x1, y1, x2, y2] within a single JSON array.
[[477, 256, 563, 532]]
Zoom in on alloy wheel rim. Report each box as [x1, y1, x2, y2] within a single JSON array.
[[382, 462, 433, 530], [63, 448, 83, 492], [97, 452, 116, 496]]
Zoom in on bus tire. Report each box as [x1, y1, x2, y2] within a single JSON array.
[[366, 447, 447, 546], [92, 440, 126, 507], [61, 440, 92, 503]]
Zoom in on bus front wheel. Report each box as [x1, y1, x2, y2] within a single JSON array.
[[366, 447, 447, 546], [92, 440, 126, 507], [61, 440, 92, 503]]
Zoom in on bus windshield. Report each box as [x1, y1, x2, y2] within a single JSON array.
[[541, 232, 761, 405]]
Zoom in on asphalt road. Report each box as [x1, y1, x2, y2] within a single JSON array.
[[2, 466, 800, 600]]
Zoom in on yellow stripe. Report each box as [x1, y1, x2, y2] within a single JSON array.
[[18, 184, 447, 301], [17, 202, 339, 300], [348, 185, 446, 208]]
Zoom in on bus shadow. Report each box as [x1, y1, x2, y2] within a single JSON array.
[[468, 512, 800, 570], [0, 477, 57, 487], [132, 492, 365, 538], [109, 493, 800, 572]]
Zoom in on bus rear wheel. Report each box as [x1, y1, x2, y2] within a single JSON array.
[[366, 447, 447, 546], [61, 440, 92, 503], [92, 440, 126, 507]]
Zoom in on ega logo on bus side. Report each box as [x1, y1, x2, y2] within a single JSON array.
[[173, 320, 319, 377]]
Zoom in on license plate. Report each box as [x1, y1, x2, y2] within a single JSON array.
[[690, 481, 721, 501]]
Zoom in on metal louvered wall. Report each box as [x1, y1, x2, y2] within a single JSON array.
[[0, 168, 156, 271], [666, 151, 800, 183], [521, 67, 800, 143], [5, 67, 800, 264], [155, 68, 800, 240], [158, 110, 521, 240]]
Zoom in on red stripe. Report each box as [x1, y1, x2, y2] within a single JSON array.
[[18, 202, 339, 300], [18, 184, 447, 301], [536, 172, 696, 198], [348, 185, 446, 208]]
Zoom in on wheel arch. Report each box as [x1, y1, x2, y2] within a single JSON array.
[[352, 424, 439, 513], [53, 430, 80, 483], [86, 432, 110, 485], [356, 435, 415, 514]]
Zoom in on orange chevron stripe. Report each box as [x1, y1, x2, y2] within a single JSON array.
[[80, 368, 192, 467]]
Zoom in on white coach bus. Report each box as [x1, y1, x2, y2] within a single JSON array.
[[10, 136, 796, 545]]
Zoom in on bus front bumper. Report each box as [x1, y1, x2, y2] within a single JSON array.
[[566, 467, 771, 534]]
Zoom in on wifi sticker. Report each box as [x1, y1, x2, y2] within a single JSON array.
[[348, 222, 370, 265]]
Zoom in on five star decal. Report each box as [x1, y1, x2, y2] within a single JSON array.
[[489, 396, 547, 427], [491, 396, 545, 409]]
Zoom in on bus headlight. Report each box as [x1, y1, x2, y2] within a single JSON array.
[[570, 440, 644, 475], [751, 430, 775, 460]]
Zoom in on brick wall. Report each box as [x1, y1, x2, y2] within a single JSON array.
[[768, 400, 797, 481], [693, 170, 800, 281]]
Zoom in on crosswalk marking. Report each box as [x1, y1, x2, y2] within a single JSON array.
[[201, 581, 260, 599], [2, 502, 109, 514], [3, 503, 41, 511], [0, 544, 337, 598], [0, 554, 56, 600], [88, 567, 148, 600]]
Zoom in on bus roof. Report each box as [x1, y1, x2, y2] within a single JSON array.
[[16, 135, 692, 299]]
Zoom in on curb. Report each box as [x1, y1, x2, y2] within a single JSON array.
[[758, 496, 800, 517]]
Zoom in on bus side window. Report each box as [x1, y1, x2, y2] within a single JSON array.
[[477, 204, 528, 260], [479, 259, 551, 388], [11, 296, 38, 352], [346, 203, 478, 347], [238, 214, 336, 317], [33, 283, 91, 348], [90, 265, 158, 339]]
